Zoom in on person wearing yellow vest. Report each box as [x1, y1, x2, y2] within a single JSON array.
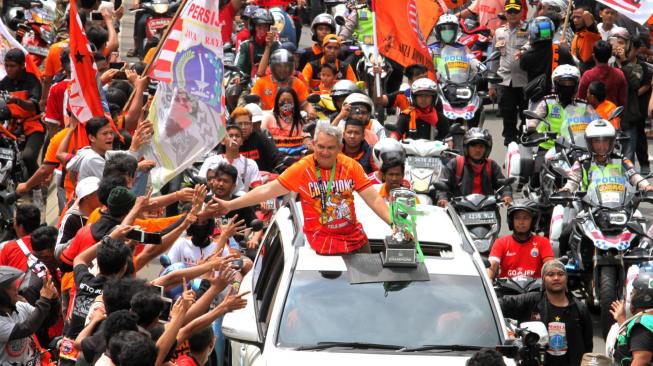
[[337, 0, 374, 46], [560, 119, 653, 194]]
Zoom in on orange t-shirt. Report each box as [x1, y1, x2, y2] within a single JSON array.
[[277, 153, 372, 254], [43, 40, 69, 78], [251, 76, 310, 110], [571, 29, 601, 64], [44, 128, 69, 167], [595, 99, 620, 130]]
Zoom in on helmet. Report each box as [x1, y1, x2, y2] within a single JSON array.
[[344, 93, 374, 115], [410, 78, 437, 97], [528, 16, 555, 43], [331, 80, 361, 99], [540, 0, 567, 13], [373, 138, 405, 170], [311, 13, 337, 42], [242, 5, 258, 20], [463, 127, 492, 158], [631, 272, 653, 310], [250, 8, 274, 34], [552, 64, 580, 103], [584, 119, 616, 157], [435, 14, 459, 44], [270, 49, 294, 81], [507, 199, 540, 231], [0, 265, 23, 289], [281, 41, 297, 54], [609, 27, 631, 51]]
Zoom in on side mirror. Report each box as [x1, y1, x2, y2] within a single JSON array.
[[608, 106, 624, 121], [222, 291, 264, 348], [306, 93, 321, 104], [523, 110, 543, 121]]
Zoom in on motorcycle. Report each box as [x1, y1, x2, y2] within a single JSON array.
[[494, 276, 542, 298], [134, 0, 181, 58], [401, 139, 452, 205], [446, 177, 515, 256], [458, 17, 491, 62], [306, 93, 336, 125], [6, 0, 57, 67], [550, 186, 653, 338], [0, 123, 25, 242], [430, 47, 501, 152]]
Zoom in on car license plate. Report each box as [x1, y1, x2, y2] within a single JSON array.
[[0, 148, 13, 161], [461, 211, 496, 225], [407, 156, 439, 169]]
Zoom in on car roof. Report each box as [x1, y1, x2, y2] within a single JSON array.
[[275, 196, 481, 277]]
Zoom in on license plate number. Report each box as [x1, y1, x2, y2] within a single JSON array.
[[461, 211, 496, 225], [407, 156, 439, 169]]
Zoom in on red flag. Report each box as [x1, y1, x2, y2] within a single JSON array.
[[375, 0, 436, 72]]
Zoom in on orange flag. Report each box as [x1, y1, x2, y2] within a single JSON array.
[[417, 0, 443, 44], [374, 0, 438, 71]]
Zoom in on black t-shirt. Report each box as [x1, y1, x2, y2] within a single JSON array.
[[630, 324, 653, 353], [58, 213, 87, 248], [544, 302, 585, 366], [64, 265, 106, 338], [0, 70, 42, 111]]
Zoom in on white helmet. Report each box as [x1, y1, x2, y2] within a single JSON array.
[[373, 138, 405, 169], [344, 92, 374, 114], [585, 119, 616, 157], [435, 14, 459, 44], [551, 64, 580, 85], [540, 0, 567, 12], [411, 78, 437, 96]]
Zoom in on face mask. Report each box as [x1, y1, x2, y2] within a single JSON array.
[[280, 102, 294, 115], [441, 29, 456, 43], [557, 84, 577, 104]]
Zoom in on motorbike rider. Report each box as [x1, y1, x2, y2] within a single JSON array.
[[430, 14, 481, 82], [302, 34, 357, 91], [251, 49, 316, 120], [333, 92, 385, 146], [235, 4, 260, 49], [610, 272, 653, 365], [436, 128, 512, 207], [299, 13, 337, 71], [234, 8, 278, 81], [391, 78, 448, 141], [488, 200, 554, 281], [559, 119, 653, 193], [328, 79, 362, 121], [375, 64, 429, 113], [338, 0, 374, 46]]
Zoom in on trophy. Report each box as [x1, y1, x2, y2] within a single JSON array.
[[381, 188, 420, 267]]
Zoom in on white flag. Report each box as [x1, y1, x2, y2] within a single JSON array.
[[596, 0, 653, 25]]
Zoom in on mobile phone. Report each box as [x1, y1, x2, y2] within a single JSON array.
[[159, 297, 173, 323], [109, 62, 125, 70], [91, 11, 103, 21], [126, 229, 163, 244], [152, 285, 164, 297], [270, 25, 278, 34]]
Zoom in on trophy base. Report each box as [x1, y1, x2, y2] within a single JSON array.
[[382, 236, 417, 267]]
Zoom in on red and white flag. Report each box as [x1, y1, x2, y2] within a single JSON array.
[[67, 0, 105, 124], [149, 18, 183, 83], [596, 0, 653, 25]]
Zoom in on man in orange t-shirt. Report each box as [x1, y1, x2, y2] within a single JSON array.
[[213, 124, 390, 254], [587, 81, 620, 130]]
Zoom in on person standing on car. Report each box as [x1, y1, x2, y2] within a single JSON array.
[[609, 272, 653, 366], [500, 260, 594, 366], [488, 200, 554, 281], [488, 0, 529, 146], [436, 128, 512, 207], [212, 123, 391, 255]]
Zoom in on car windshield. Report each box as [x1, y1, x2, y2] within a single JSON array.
[[277, 271, 500, 350]]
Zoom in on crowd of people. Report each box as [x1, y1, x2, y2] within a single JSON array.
[[0, 0, 651, 365]]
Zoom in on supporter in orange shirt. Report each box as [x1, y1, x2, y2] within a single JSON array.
[[39, 40, 69, 111], [213, 123, 391, 255], [587, 81, 620, 130], [571, 6, 602, 72], [375, 64, 428, 113], [251, 49, 316, 119], [301, 34, 357, 91]]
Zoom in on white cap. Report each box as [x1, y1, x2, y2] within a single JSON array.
[[75, 176, 100, 201], [245, 103, 263, 123]]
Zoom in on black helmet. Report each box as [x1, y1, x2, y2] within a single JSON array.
[[507, 200, 539, 231], [631, 272, 653, 310], [242, 5, 258, 21], [463, 127, 492, 158], [310, 13, 337, 42], [0, 266, 23, 289], [249, 9, 274, 35]]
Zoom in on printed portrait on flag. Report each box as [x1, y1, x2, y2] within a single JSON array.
[[596, 0, 653, 24]]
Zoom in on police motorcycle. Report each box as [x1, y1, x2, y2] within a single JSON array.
[[547, 122, 653, 338]]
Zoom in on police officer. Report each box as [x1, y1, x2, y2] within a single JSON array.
[[489, 0, 529, 146], [611, 272, 653, 365]]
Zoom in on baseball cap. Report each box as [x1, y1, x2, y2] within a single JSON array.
[[505, 0, 522, 12], [75, 176, 101, 201], [245, 103, 263, 123], [322, 34, 341, 47]]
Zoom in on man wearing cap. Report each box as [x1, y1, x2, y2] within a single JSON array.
[[489, 0, 529, 146], [301, 34, 357, 91], [456, 0, 525, 35], [56, 177, 102, 258], [500, 260, 593, 366], [0, 266, 59, 365]]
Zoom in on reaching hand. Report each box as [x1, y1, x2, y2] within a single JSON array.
[[130, 120, 154, 152], [220, 291, 249, 313], [125, 69, 138, 84], [610, 299, 626, 325], [176, 187, 195, 202], [100, 69, 119, 84], [109, 224, 134, 240], [219, 215, 246, 238], [211, 196, 233, 217], [134, 187, 153, 211], [40, 274, 58, 299], [209, 266, 237, 293], [137, 160, 156, 171], [191, 185, 208, 214]]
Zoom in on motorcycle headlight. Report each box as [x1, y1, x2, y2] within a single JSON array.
[[412, 179, 429, 193], [153, 4, 170, 13], [455, 87, 472, 100], [608, 212, 628, 226]]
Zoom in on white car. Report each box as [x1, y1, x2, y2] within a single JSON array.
[[222, 195, 515, 365]]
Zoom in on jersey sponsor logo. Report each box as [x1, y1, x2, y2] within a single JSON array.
[[507, 268, 536, 277], [506, 251, 517, 257]]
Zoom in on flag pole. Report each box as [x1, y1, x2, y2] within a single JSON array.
[[559, 0, 573, 45], [122, 0, 189, 114]]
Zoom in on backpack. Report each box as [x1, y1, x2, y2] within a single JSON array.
[[455, 155, 493, 186]]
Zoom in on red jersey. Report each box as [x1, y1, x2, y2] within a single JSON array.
[[489, 234, 554, 278], [0, 235, 32, 271], [220, 1, 237, 44], [44, 79, 70, 127]]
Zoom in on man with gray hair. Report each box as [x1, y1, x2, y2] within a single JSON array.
[[499, 260, 593, 366], [212, 123, 390, 255]]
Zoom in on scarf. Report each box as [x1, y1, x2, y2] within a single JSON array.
[[414, 106, 438, 126]]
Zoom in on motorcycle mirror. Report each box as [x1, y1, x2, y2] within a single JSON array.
[[522, 110, 544, 121], [608, 106, 624, 121], [307, 94, 321, 104]]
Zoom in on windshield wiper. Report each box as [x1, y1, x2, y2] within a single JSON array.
[[295, 341, 404, 351], [400, 344, 483, 353]]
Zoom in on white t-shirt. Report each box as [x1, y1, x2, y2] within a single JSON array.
[[167, 237, 221, 265], [198, 154, 261, 193], [598, 23, 627, 41], [0, 302, 41, 366]]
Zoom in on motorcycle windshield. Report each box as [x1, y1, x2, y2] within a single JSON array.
[[436, 46, 472, 84], [587, 181, 630, 209], [559, 104, 599, 149]]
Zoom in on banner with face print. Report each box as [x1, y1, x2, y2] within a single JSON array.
[[596, 0, 653, 25]]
